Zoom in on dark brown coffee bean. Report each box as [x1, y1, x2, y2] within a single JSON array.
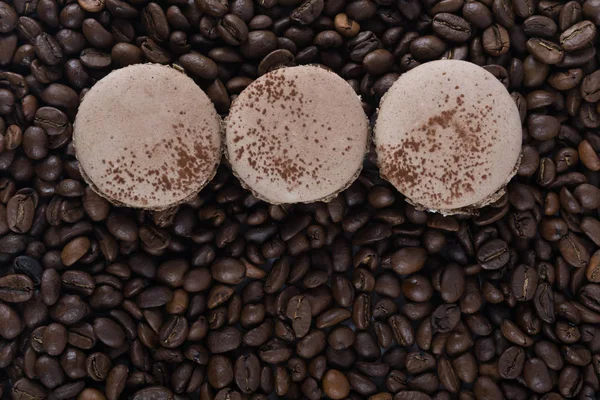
[[51, 381, 85, 399], [291, 0, 324, 25], [131, 386, 174, 400], [524, 358, 553, 393], [498, 346, 525, 379], [105, 365, 128, 400], [560, 20, 596, 51], [560, 1, 582, 30], [211, 257, 246, 284], [234, 354, 260, 393], [482, 24, 510, 55], [7, 193, 35, 233], [93, 317, 125, 348], [558, 233, 590, 268], [0, 302, 22, 339], [178, 52, 218, 80], [240, 30, 277, 59], [432, 13, 471, 42], [462, 1, 492, 28], [523, 15, 557, 37], [159, 316, 188, 348], [578, 139, 600, 171], [410, 35, 447, 60], [12, 378, 47, 400], [534, 282, 556, 323], [82, 18, 113, 48], [477, 239, 509, 270], [34, 33, 63, 66], [0, 274, 34, 303], [208, 326, 242, 353]]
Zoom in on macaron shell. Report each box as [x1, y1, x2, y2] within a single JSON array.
[[225, 65, 369, 204], [375, 60, 522, 213], [74, 64, 222, 210]]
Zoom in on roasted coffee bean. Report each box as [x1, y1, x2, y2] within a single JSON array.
[[526, 38, 564, 64], [524, 358, 553, 393], [291, 0, 324, 25], [0, 274, 34, 303], [105, 365, 128, 400], [560, 20, 596, 52], [42, 322, 66, 355], [240, 30, 277, 59], [93, 317, 125, 348], [477, 239, 509, 270], [7, 193, 35, 233], [482, 24, 510, 56], [234, 354, 260, 393], [498, 346, 525, 379], [432, 13, 471, 42], [462, 1, 492, 29], [410, 35, 447, 61], [523, 15, 557, 38], [12, 378, 47, 400], [34, 33, 63, 66]]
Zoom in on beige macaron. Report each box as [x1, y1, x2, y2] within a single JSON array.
[[225, 65, 369, 204], [74, 63, 222, 210], [375, 60, 522, 214]]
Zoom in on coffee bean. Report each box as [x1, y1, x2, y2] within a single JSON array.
[[410, 35, 447, 61], [432, 13, 471, 42], [7, 193, 35, 233], [291, 0, 324, 25], [322, 369, 350, 399], [482, 24, 510, 56], [34, 33, 63, 66], [234, 354, 260, 393], [0, 302, 22, 339], [82, 19, 113, 48], [178, 52, 218, 80], [523, 15, 557, 38], [40, 84, 79, 110], [0, 274, 34, 303], [93, 317, 125, 348], [462, 1, 492, 29], [240, 30, 277, 59], [52, 381, 85, 399], [497, 345, 525, 379], [534, 282, 556, 323], [524, 358, 553, 393], [12, 378, 47, 400], [347, 31, 380, 62], [211, 257, 246, 284], [13, 256, 42, 285], [131, 386, 173, 400], [286, 295, 311, 337], [560, 20, 596, 52], [105, 365, 128, 400], [526, 38, 564, 64], [477, 239, 509, 270]]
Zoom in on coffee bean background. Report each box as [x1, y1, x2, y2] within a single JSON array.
[[0, 0, 600, 398]]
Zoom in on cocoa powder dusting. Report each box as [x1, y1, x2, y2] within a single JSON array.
[[95, 118, 216, 205], [378, 90, 501, 207], [229, 69, 355, 192]]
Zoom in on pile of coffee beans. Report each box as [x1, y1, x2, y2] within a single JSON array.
[[1, 0, 600, 398]]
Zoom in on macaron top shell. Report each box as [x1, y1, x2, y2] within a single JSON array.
[[225, 65, 369, 204], [375, 60, 522, 214], [74, 63, 222, 210]]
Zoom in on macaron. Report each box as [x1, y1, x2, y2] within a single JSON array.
[[225, 65, 369, 204], [74, 63, 222, 210], [374, 60, 522, 214]]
